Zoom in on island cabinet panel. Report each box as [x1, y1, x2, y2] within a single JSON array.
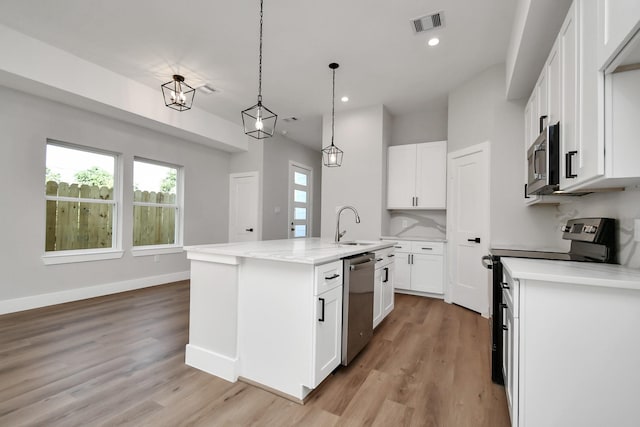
[[237, 258, 343, 399]]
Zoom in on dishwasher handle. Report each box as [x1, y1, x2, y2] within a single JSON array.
[[349, 258, 374, 271]]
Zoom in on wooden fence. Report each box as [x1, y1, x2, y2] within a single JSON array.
[[45, 181, 175, 251]]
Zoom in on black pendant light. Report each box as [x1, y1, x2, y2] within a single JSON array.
[[161, 74, 195, 111], [241, 0, 277, 139], [322, 63, 344, 167]]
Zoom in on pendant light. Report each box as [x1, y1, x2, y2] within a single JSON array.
[[161, 74, 195, 111], [322, 63, 344, 167], [241, 0, 277, 139]]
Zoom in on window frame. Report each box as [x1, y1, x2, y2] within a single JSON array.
[[131, 157, 184, 256], [42, 139, 123, 265]]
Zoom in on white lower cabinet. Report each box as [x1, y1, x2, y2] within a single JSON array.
[[501, 260, 640, 427], [373, 247, 395, 328], [312, 285, 342, 386], [394, 240, 445, 295]]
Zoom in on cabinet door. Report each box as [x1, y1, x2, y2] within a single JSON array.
[[560, 2, 579, 188], [411, 254, 444, 294], [312, 286, 342, 387], [536, 68, 548, 124], [394, 253, 411, 290], [382, 264, 395, 318], [547, 41, 561, 126], [373, 267, 383, 328], [503, 303, 519, 427], [387, 145, 417, 208], [597, 0, 640, 69], [415, 141, 447, 209]]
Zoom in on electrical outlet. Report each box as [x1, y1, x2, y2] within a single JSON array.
[[635, 219, 640, 242]]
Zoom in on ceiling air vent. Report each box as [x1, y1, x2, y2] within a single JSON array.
[[197, 84, 218, 94], [411, 11, 445, 34], [282, 117, 299, 123]]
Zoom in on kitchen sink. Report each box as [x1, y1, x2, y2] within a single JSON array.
[[338, 241, 375, 246]]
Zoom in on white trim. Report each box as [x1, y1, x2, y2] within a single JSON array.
[[131, 245, 184, 257], [0, 270, 190, 315], [185, 344, 239, 383], [42, 249, 124, 265]]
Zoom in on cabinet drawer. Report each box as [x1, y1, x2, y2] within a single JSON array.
[[314, 260, 343, 295], [375, 247, 395, 268], [391, 241, 411, 252], [411, 241, 444, 255], [502, 269, 519, 318]]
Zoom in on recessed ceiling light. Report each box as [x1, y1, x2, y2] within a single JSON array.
[[341, 96, 349, 102], [428, 37, 440, 47]]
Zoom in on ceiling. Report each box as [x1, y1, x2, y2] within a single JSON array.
[[0, 0, 517, 149]]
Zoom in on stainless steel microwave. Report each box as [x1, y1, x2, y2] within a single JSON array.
[[526, 122, 560, 195]]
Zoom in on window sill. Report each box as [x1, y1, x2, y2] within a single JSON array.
[[42, 249, 124, 265], [131, 245, 184, 257]]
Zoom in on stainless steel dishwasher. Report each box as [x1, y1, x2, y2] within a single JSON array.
[[341, 252, 375, 365]]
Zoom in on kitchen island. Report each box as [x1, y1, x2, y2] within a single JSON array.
[[184, 238, 394, 401]]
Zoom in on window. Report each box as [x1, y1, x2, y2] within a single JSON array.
[[133, 159, 182, 248], [289, 163, 312, 238], [45, 141, 119, 257]]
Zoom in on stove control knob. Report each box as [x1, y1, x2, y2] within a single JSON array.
[[561, 225, 571, 232], [589, 226, 597, 234]]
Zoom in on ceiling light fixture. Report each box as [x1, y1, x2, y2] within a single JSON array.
[[161, 75, 195, 111], [341, 96, 349, 103], [241, 0, 277, 139], [322, 63, 344, 168], [428, 37, 440, 47]]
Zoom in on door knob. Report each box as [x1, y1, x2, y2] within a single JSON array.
[[467, 237, 480, 243], [245, 228, 254, 232]]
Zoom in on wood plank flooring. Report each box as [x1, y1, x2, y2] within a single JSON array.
[[0, 281, 510, 426]]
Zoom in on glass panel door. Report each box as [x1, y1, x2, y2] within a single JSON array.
[[289, 163, 312, 238]]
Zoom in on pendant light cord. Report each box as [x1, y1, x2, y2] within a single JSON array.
[[331, 67, 335, 146], [258, 0, 264, 103]]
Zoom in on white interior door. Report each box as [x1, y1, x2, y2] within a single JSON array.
[[229, 172, 259, 242], [288, 163, 312, 238], [447, 143, 490, 316]]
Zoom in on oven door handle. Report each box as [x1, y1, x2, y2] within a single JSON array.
[[481, 255, 494, 270]]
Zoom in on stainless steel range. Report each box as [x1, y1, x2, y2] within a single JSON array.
[[482, 217, 616, 384]]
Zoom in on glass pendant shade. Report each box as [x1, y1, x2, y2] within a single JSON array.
[[322, 141, 344, 167], [242, 99, 277, 139], [322, 62, 344, 167], [161, 75, 195, 111]]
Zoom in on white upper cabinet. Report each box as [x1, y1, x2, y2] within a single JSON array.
[[387, 141, 447, 210], [597, 0, 640, 70]]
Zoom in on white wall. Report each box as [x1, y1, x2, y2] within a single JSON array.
[[321, 105, 388, 240], [0, 87, 230, 305], [390, 103, 448, 146], [262, 135, 322, 239], [448, 64, 563, 249]]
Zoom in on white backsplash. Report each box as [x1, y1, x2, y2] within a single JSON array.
[[387, 210, 446, 240], [554, 187, 640, 268]]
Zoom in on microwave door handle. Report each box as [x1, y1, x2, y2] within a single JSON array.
[[533, 144, 545, 180]]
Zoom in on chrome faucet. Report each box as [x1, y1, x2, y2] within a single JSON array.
[[335, 206, 361, 242]]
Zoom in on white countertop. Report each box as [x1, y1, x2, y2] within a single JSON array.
[[185, 238, 396, 265], [381, 236, 447, 242], [501, 258, 640, 291]]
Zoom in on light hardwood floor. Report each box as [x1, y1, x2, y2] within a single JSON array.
[[0, 281, 510, 427]]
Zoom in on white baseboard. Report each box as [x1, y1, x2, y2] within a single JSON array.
[[185, 344, 238, 383], [0, 270, 190, 315]]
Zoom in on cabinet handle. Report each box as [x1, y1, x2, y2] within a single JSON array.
[[324, 273, 340, 280], [393, 245, 402, 248], [565, 151, 578, 179], [415, 196, 419, 206], [502, 325, 508, 331], [500, 303, 507, 309], [501, 282, 510, 289], [318, 298, 325, 322], [388, 254, 395, 258], [524, 183, 530, 199], [383, 267, 389, 283], [376, 258, 384, 262], [539, 115, 548, 134], [421, 247, 433, 250]]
